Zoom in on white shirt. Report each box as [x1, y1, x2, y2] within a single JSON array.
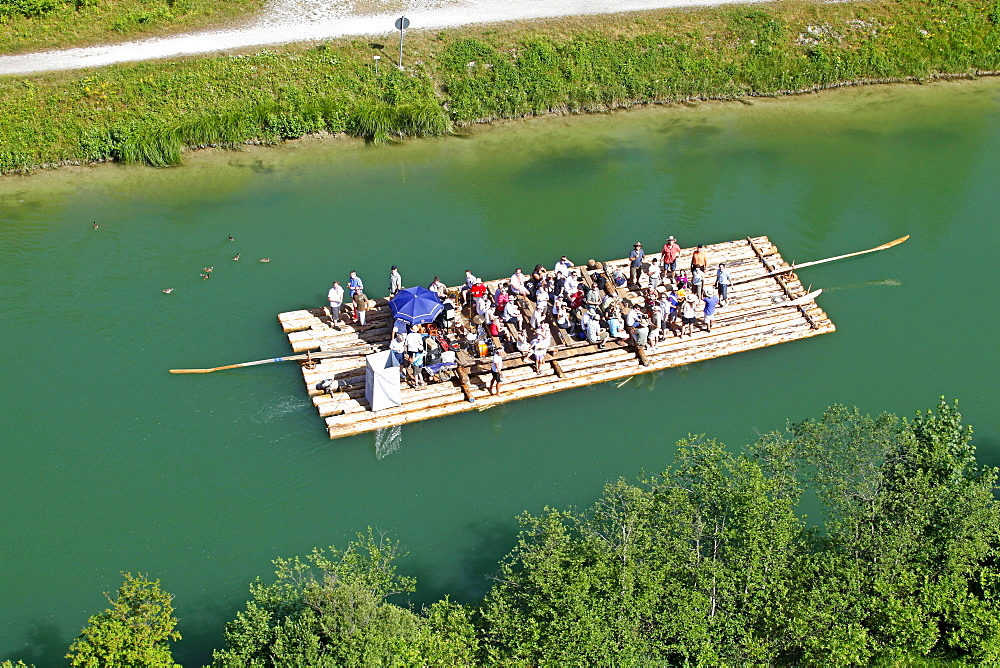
[[510, 272, 526, 292], [475, 295, 490, 316], [532, 329, 551, 352], [405, 332, 425, 353], [554, 258, 573, 277], [327, 285, 344, 306], [491, 352, 503, 373], [562, 276, 578, 297], [626, 309, 643, 328]]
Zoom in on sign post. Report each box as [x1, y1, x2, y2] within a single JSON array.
[[395, 16, 410, 69]]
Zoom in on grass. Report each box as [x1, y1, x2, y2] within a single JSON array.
[[0, 0, 998, 172], [0, 0, 265, 54]]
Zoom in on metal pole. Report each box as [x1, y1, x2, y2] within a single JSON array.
[[398, 24, 404, 69]]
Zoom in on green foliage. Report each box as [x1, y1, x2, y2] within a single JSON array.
[[0, 0, 60, 19], [756, 399, 1000, 663], [482, 400, 1000, 665], [480, 438, 802, 664], [65, 572, 181, 668], [0, 0, 264, 53], [213, 528, 477, 666]]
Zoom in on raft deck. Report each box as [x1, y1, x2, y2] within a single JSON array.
[[277, 236, 835, 440]]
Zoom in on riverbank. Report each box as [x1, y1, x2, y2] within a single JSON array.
[[1, 0, 998, 173]]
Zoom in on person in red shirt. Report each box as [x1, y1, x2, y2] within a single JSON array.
[[661, 236, 681, 279]]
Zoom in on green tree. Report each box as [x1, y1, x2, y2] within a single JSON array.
[[65, 572, 180, 668], [755, 400, 1000, 664], [213, 528, 477, 666], [480, 438, 803, 664]]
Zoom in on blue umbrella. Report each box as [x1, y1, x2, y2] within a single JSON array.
[[389, 286, 444, 324]]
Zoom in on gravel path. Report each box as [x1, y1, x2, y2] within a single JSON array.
[[0, 0, 763, 76]]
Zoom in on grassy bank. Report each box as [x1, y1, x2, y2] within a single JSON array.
[[1, 0, 999, 173], [0, 0, 264, 54]]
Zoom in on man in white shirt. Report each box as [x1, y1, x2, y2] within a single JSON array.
[[389, 266, 402, 296], [646, 258, 661, 291], [510, 268, 530, 297], [531, 326, 551, 375], [489, 349, 503, 396], [429, 276, 447, 298], [327, 281, 344, 331], [404, 328, 427, 387], [503, 299, 523, 331]]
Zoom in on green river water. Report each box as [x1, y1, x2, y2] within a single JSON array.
[[1, 79, 998, 665]]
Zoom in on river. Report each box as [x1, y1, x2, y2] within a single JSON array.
[[1, 79, 998, 665]]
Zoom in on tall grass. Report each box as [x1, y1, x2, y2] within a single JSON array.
[[1, 0, 999, 172], [433, 0, 1000, 123]]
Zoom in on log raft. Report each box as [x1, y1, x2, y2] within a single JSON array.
[[276, 236, 835, 440]]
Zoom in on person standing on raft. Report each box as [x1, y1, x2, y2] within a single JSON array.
[[489, 348, 504, 396], [327, 280, 344, 331], [388, 265, 402, 297], [661, 235, 681, 279], [629, 242, 645, 289]]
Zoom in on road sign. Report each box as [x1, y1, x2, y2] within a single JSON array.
[[395, 16, 410, 68]]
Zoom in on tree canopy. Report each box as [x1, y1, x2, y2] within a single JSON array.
[[479, 399, 1000, 665], [65, 572, 181, 668], [212, 528, 477, 667]]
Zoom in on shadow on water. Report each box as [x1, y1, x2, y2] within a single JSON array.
[[171, 593, 247, 667], [3, 620, 68, 667], [226, 157, 277, 174], [405, 516, 520, 608]]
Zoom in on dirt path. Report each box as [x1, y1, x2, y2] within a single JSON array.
[[0, 0, 762, 76]]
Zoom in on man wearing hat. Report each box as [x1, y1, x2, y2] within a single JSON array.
[[661, 236, 681, 280], [629, 242, 645, 289]]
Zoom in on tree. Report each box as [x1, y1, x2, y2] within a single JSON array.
[[65, 572, 180, 668], [213, 528, 477, 666], [480, 438, 803, 665], [754, 399, 1000, 663], [481, 401, 1000, 665]]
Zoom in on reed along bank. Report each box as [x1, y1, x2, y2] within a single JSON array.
[[1, 0, 999, 173]]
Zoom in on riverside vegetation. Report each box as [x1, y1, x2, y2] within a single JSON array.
[[6, 399, 1000, 665], [1, 0, 1000, 173], [0, 0, 264, 54]]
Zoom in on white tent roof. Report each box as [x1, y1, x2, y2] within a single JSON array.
[[365, 350, 401, 412]]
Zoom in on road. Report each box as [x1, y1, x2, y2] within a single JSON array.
[[0, 0, 763, 75]]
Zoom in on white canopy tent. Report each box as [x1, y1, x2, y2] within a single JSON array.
[[365, 350, 401, 412]]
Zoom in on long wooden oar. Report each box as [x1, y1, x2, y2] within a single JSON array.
[[733, 235, 908, 286], [169, 344, 373, 374]]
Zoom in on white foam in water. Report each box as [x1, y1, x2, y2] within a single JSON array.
[[826, 278, 902, 292], [374, 424, 402, 459], [0, 0, 767, 75]]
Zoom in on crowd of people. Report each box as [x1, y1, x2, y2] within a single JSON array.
[[325, 238, 734, 394]]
